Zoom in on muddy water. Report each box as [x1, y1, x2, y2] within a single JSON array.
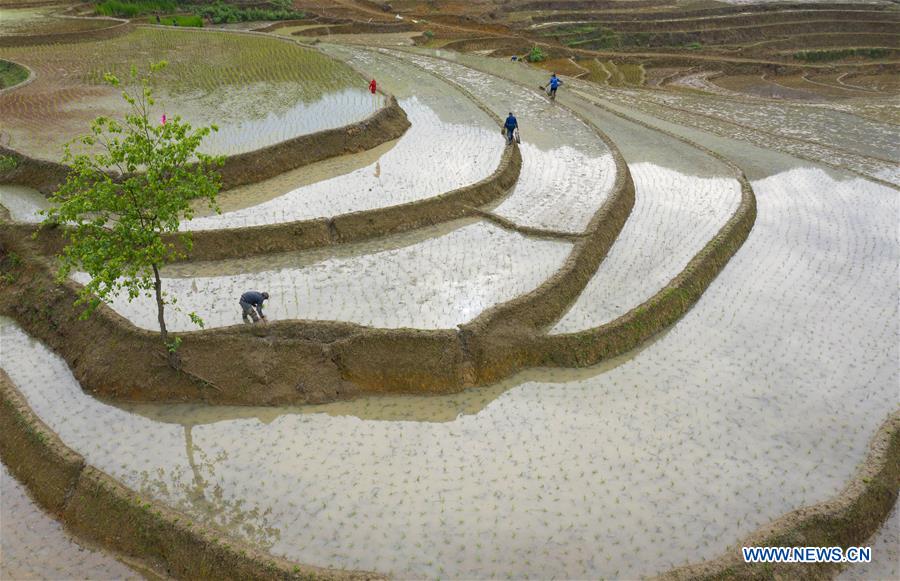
[[423, 51, 899, 185], [390, 50, 617, 234], [5, 147, 899, 580], [203, 139, 400, 216], [0, 462, 139, 580], [0, 28, 374, 161], [73, 222, 571, 330], [552, 162, 741, 332], [190, 87, 378, 156], [182, 48, 503, 230]]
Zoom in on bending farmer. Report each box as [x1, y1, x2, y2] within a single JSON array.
[[504, 112, 518, 145], [240, 290, 269, 324]]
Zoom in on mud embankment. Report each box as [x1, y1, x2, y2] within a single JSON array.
[[527, 3, 898, 23], [293, 22, 415, 37], [0, 96, 409, 195], [181, 141, 520, 261], [0, 369, 381, 580], [5, 118, 520, 263], [0, 19, 133, 48], [0, 233, 364, 405]]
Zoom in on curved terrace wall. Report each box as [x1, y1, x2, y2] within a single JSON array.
[[0, 364, 896, 580], [0, 370, 379, 580], [0, 19, 133, 48], [0, 51, 763, 404], [0, 97, 410, 195]]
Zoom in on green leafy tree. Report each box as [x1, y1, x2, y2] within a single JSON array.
[[44, 61, 222, 366]]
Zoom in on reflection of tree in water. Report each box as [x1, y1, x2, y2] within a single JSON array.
[[135, 424, 281, 550]]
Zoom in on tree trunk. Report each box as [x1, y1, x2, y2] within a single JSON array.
[[152, 263, 180, 368]]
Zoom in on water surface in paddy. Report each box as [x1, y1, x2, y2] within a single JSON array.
[[423, 50, 899, 186], [182, 47, 503, 230], [390, 50, 616, 233], [183, 97, 502, 229], [5, 154, 898, 579], [548, 95, 743, 333], [73, 222, 571, 330], [0, 462, 139, 580], [0, 28, 375, 161]]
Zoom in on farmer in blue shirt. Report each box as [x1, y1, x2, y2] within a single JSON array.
[[504, 112, 518, 145], [548, 73, 562, 99], [239, 290, 269, 324]]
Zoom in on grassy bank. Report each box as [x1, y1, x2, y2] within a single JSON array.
[[0, 59, 28, 89]]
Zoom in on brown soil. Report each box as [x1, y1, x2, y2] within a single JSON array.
[[0, 19, 132, 48]]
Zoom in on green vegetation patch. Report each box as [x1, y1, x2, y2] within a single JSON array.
[[150, 14, 203, 27], [192, 1, 305, 24], [0, 27, 364, 110], [527, 45, 546, 63], [794, 48, 891, 62], [0, 59, 29, 89], [0, 154, 18, 173], [96, 0, 177, 18], [97, 0, 305, 23]]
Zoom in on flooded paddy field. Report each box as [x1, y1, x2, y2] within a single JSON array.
[[552, 162, 741, 332], [0, 27, 373, 160], [1, 20, 898, 579], [393, 50, 616, 233], [73, 222, 571, 330], [183, 47, 503, 229], [0, 462, 139, 580], [3, 143, 898, 575], [0, 6, 115, 36], [0, 184, 48, 222], [423, 50, 898, 186]]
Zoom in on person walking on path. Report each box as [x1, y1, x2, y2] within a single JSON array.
[[504, 112, 518, 145], [547, 73, 562, 99], [240, 291, 269, 324]]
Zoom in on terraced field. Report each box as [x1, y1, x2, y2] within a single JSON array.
[[0, 462, 139, 580], [0, 27, 374, 159], [0, 10, 898, 581], [0, 6, 118, 35]]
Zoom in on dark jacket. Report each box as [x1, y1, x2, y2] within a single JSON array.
[[240, 291, 267, 315], [504, 115, 518, 131]]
